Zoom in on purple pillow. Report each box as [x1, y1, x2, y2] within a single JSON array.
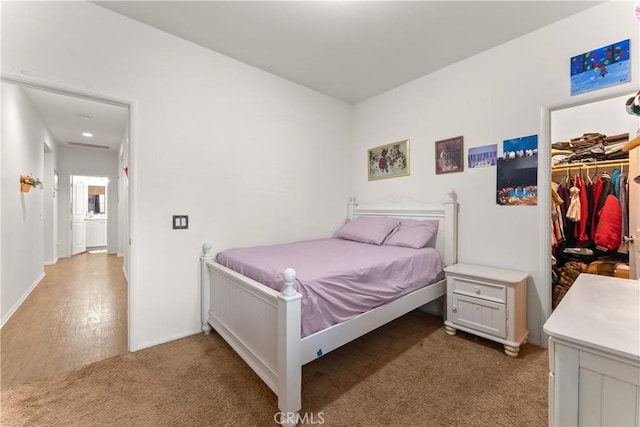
[[332, 216, 400, 245], [383, 219, 439, 249]]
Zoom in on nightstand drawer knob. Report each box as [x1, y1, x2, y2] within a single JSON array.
[[474, 287, 481, 294], [451, 305, 457, 313]]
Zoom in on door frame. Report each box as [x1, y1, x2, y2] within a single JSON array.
[[1, 72, 137, 352], [539, 85, 639, 347]]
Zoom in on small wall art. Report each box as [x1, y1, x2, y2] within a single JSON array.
[[468, 144, 497, 168], [496, 135, 538, 206], [435, 136, 463, 174], [571, 39, 630, 95], [368, 139, 410, 180]]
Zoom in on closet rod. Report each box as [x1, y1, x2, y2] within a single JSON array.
[[552, 158, 629, 172]]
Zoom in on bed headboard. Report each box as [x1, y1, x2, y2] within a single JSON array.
[[347, 189, 458, 266]]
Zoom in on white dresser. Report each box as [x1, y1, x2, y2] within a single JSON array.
[[543, 273, 640, 427], [443, 263, 529, 357]]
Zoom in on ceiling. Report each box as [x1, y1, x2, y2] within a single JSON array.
[[21, 86, 128, 152], [94, 0, 602, 104], [17, 1, 602, 152]]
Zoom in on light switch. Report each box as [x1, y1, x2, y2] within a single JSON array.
[[172, 215, 188, 230]]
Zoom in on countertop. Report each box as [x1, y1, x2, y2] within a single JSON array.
[[543, 273, 640, 361]]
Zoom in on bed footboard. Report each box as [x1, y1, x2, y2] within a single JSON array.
[[200, 244, 302, 423]]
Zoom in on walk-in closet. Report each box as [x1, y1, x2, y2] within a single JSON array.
[[550, 93, 638, 309]]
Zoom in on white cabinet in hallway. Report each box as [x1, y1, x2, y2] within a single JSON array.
[[85, 218, 107, 247]]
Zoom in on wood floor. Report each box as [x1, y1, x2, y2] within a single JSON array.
[[1, 252, 128, 390]]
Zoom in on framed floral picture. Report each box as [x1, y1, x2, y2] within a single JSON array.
[[435, 136, 464, 174], [368, 139, 410, 180]]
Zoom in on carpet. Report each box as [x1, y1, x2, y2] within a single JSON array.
[[1, 311, 548, 426]]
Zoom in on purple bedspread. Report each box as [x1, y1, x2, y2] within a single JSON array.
[[215, 238, 445, 337]]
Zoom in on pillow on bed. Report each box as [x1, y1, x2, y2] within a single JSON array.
[[383, 219, 439, 249], [332, 216, 400, 245]]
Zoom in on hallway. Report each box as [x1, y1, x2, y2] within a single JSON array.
[[1, 253, 128, 390]]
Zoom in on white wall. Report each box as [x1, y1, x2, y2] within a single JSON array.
[[1, 83, 55, 325], [57, 147, 119, 257], [551, 94, 636, 142], [1, 2, 352, 349], [350, 1, 639, 346]]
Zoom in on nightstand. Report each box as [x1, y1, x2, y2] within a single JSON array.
[[443, 263, 529, 357]]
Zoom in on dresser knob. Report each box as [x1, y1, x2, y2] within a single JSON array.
[[474, 287, 481, 294], [451, 305, 457, 313]]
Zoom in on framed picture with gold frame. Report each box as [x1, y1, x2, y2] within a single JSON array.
[[435, 136, 463, 174], [368, 139, 410, 181]]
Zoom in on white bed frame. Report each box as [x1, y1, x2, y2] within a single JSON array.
[[200, 190, 458, 426]]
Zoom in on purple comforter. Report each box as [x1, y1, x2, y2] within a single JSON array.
[[216, 238, 445, 337]]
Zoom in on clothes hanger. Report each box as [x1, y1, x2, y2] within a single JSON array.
[[591, 162, 599, 182]]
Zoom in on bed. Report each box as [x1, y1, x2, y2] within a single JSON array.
[[200, 190, 458, 426]]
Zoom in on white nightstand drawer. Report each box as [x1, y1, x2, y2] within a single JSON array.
[[450, 276, 506, 303], [451, 294, 506, 338]]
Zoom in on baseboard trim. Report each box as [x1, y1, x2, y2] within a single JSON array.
[[1, 272, 46, 328], [43, 257, 59, 266], [133, 328, 200, 352]]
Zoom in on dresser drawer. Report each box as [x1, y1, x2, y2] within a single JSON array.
[[450, 276, 506, 303]]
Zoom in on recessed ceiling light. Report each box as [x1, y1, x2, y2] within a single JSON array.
[[82, 132, 93, 137], [78, 114, 91, 120]]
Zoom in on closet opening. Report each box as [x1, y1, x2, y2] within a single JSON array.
[[549, 93, 638, 311]]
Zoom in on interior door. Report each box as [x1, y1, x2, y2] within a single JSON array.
[[71, 176, 87, 255], [628, 140, 639, 279]]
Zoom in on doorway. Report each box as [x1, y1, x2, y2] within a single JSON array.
[[541, 89, 640, 336], [71, 175, 109, 255], [1, 74, 134, 376]]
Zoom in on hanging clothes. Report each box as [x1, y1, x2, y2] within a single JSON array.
[[576, 175, 589, 245], [566, 185, 581, 222], [584, 178, 594, 243], [595, 173, 614, 214], [611, 168, 621, 197], [594, 195, 622, 251], [559, 180, 576, 247], [552, 183, 565, 247], [590, 176, 603, 239]]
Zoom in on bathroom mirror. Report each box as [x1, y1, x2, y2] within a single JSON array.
[[88, 185, 106, 215]]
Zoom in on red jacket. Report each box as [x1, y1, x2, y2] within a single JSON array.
[[594, 195, 622, 251]]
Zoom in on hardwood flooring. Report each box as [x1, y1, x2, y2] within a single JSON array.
[[1, 253, 128, 390]]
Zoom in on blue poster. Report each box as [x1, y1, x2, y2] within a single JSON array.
[[570, 39, 630, 96]]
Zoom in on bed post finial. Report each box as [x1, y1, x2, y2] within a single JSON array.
[[442, 190, 458, 266], [282, 268, 297, 297], [202, 242, 214, 259], [347, 195, 357, 220]]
